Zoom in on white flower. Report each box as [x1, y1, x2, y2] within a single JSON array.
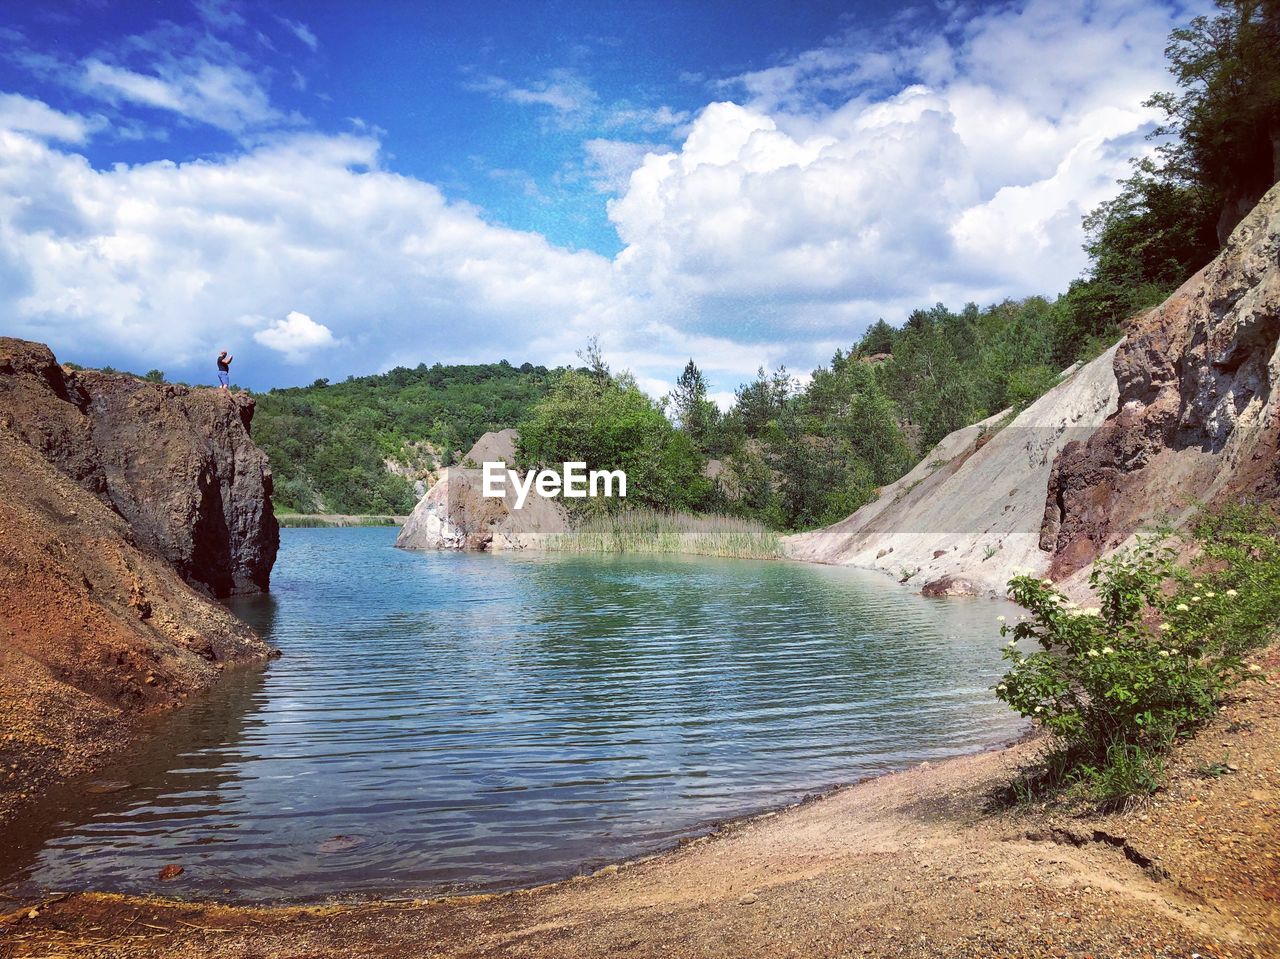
[[1176, 603, 1190, 612], [997, 615, 1006, 624], [1081, 607, 1101, 617], [1205, 592, 1216, 599], [1041, 579, 1054, 587], [1194, 582, 1204, 589], [1006, 640, 1017, 648], [1102, 646, 1115, 655], [1159, 623, 1172, 631], [996, 684, 1007, 692], [1087, 649, 1100, 658], [1034, 706, 1043, 713], [1226, 589, 1238, 598], [1159, 650, 1170, 658], [1171, 648, 1181, 655], [1247, 664, 1262, 673], [1191, 596, 1201, 603]]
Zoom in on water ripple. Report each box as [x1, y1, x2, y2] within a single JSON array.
[[0, 528, 1024, 902]]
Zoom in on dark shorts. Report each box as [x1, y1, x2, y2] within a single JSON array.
[[218, 371, 230, 386]]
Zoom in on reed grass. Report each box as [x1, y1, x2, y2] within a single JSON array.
[[545, 508, 780, 559], [278, 514, 403, 528]]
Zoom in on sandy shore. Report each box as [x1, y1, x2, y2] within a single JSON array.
[[3, 646, 1277, 959]]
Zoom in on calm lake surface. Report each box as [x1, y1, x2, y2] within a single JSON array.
[[1, 527, 1024, 901]]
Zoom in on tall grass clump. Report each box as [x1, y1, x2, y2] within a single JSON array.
[[996, 504, 1280, 807], [546, 508, 781, 559], [278, 514, 401, 528]]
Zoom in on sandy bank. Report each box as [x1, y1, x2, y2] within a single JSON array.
[[5, 646, 1276, 959]]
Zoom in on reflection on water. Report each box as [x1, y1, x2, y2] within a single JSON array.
[[0, 528, 1024, 901]]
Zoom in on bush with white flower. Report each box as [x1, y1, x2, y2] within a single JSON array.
[[995, 504, 1280, 803]]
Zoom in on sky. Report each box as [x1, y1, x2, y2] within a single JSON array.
[[0, 0, 1208, 400]]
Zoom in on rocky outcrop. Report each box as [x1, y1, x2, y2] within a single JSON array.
[[0, 358, 277, 824], [0, 338, 278, 596], [1044, 183, 1280, 579], [396, 430, 569, 551], [783, 349, 1120, 596]]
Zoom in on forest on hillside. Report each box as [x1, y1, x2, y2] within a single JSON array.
[[250, 0, 1277, 528]]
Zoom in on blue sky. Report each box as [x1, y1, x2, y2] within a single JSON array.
[[0, 0, 1205, 398]]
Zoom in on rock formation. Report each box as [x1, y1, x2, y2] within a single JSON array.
[[0, 340, 280, 826], [783, 351, 1119, 596], [0, 338, 278, 596], [396, 430, 569, 551], [1044, 183, 1280, 579]]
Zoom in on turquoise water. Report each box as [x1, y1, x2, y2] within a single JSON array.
[[0, 527, 1023, 902]]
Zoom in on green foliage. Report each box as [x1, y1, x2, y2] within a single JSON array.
[[1053, 1, 1279, 363], [252, 360, 558, 514], [1149, 0, 1280, 226], [517, 369, 711, 513], [996, 506, 1280, 805], [143, 369, 167, 383]]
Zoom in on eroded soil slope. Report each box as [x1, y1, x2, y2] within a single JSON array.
[[0, 431, 272, 828]]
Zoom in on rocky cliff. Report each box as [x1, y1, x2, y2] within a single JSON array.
[[783, 350, 1120, 596], [1044, 183, 1280, 579], [395, 430, 569, 551], [785, 185, 1280, 596], [0, 339, 279, 826], [0, 338, 278, 596]]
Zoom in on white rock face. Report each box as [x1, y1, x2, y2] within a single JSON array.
[[395, 431, 569, 551], [782, 348, 1120, 596]]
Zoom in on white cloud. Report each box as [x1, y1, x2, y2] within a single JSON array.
[[583, 139, 661, 193], [0, 0, 1207, 399], [280, 18, 319, 52], [0, 93, 98, 143], [81, 57, 280, 133], [463, 68, 597, 116], [254, 311, 337, 361], [606, 0, 1188, 341], [0, 127, 655, 386]]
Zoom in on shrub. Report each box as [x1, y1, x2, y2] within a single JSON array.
[[995, 505, 1280, 805]]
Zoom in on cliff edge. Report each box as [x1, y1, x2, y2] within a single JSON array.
[[0, 338, 278, 596]]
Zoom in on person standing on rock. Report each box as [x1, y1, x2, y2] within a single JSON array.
[[217, 350, 233, 390]]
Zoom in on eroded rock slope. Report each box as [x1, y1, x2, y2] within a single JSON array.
[[0, 338, 278, 596], [1044, 182, 1280, 578], [396, 430, 569, 551], [783, 349, 1120, 596]]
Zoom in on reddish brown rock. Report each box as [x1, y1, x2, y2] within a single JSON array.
[[0, 338, 278, 596], [1044, 185, 1280, 578], [0, 429, 273, 828]]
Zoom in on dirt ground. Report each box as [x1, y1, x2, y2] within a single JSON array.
[[3, 644, 1276, 959]]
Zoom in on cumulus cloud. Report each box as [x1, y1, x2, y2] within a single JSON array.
[[606, 0, 1189, 342], [0, 125, 648, 384], [254, 311, 337, 361], [0, 0, 1205, 399]]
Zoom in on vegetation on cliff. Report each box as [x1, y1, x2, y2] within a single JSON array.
[[252, 360, 561, 514]]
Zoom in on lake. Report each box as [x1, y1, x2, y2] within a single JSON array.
[[0, 527, 1024, 901]]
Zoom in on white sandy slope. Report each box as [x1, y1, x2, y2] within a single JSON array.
[[782, 346, 1120, 596]]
